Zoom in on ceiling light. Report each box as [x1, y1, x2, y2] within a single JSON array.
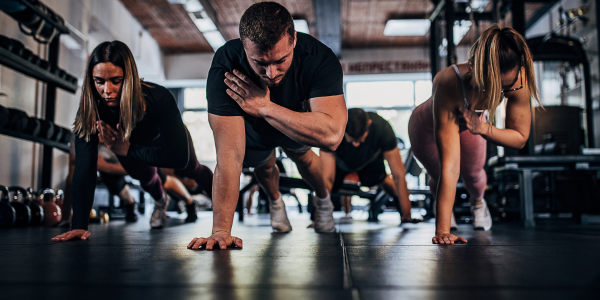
[[203, 31, 226, 50], [453, 20, 472, 45], [183, 0, 225, 51], [293, 19, 309, 34], [384, 19, 431, 36]]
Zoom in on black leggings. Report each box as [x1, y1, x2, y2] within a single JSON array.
[[115, 128, 213, 200]]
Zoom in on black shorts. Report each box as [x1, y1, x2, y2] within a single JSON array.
[[331, 158, 387, 192]]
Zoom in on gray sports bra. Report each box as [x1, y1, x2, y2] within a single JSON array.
[[452, 64, 484, 125], [452, 64, 470, 109]]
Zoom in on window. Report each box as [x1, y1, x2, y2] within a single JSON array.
[[183, 88, 207, 109], [346, 81, 415, 107], [415, 80, 432, 106], [179, 87, 214, 163]]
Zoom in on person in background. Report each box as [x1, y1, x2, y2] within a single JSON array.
[[321, 108, 421, 225]]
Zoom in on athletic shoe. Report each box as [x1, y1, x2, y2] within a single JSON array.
[[471, 199, 492, 231], [270, 198, 292, 232], [125, 202, 139, 222], [185, 202, 198, 223], [150, 193, 170, 229], [313, 199, 335, 233]]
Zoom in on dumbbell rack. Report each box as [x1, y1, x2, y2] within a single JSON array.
[[0, 127, 69, 152], [0, 1, 77, 188], [0, 41, 77, 92]]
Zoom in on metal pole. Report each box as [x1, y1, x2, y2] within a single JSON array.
[[40, 37, 59, 189], [445, 0, 456, 67], [430, 16, 439, 79]]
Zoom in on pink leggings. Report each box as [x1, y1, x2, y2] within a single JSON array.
[[408, 99, 487, 200]]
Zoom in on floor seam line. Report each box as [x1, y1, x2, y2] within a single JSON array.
[[340, 232, 360, 300]]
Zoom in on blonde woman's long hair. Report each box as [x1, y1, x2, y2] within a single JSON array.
[[73, 41, 146, 141], [468, 25, 540, 122]]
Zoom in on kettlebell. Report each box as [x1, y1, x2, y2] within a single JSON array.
[[8, 186, 31, 226], [0, 186, 16, 228], [55, 189, 64, 211], [25, 188, 44, 226], [41, 188, 61, 227]]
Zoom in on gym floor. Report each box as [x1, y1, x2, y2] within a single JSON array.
[[1, 210, 599, 300]]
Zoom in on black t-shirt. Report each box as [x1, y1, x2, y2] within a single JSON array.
[[71, 82, 189, 230], [335, 112, 398, 172], [206, 32, 344, 150]]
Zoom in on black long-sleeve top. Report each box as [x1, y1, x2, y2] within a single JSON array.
[[71, 82, 189, 230]]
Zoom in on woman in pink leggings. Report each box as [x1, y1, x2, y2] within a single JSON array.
[[409, 25, 540, 245]]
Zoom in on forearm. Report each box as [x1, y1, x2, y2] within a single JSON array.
[[211, 161, 242, 234], [260, 104, 343, 151], [394, 176, 412, 216], [71, 165, 97, 230], [481, 125, 528, 149], [435, 170, 460, 234]]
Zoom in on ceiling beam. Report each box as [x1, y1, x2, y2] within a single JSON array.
[[313, 0, 341, 58], [429, 0, 446, 22]]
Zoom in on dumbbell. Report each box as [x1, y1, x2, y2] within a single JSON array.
[[38, 59, 49, 71], [40, 188, 61, 227], [23, 117, 41, 137], [0, 35, 10, 50], [8, 39, 24, 57], [51, 126, 64, 142], [89, 209, 109, 224], [8, 187, 32, 227], [21, 48, 33, 61], [0, 105, 8, 128], [0, 186, 16, 228], [6, 108, 29, 132], [60, 129, 72, 144], [37, 119, 55, 140], [25, 187, 44, 226], [29, 55, 40, 66], [65, 74, 78, 86]]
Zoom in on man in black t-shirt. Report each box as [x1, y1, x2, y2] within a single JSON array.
[[321, 108, 421, 224], [188, 2, 347, 250]]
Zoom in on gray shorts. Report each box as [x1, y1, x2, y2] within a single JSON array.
[[244, 142, 311, 168]]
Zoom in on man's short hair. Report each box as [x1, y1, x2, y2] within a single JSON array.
[[239, 1, 295, 51], [346, 108, 370, 139]]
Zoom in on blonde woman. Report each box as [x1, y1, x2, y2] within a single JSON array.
[[52, 41, 213, 241], [408, 25, 540, 244]]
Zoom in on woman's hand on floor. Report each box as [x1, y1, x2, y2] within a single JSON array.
[[432, 233, 467, 244], [51, 230, 91, 242]]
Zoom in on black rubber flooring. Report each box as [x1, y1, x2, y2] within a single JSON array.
[[1, 210, 599, 300]]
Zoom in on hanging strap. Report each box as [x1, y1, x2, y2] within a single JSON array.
[[452, 64, 469, 108]]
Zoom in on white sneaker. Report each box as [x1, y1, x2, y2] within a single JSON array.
[[471, 199, 492, 231], [150, 193, 170, 229], [313, 196, 335, 233], [270, 198, 292, 232]]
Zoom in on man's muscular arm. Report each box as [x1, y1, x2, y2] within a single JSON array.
[[224, 70, 347, 151], [187, 114, 244, 250]]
